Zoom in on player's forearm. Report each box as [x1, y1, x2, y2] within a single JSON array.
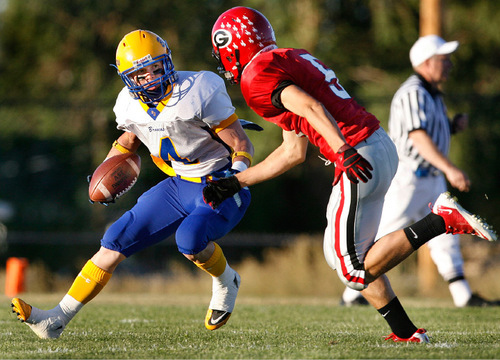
[[218, 120, 254, 168], [235, 152, 298, 187], [301, 103, 347, 152], [280, 84, 347, 152], [236, 134, 307, 187], [231, 140, 254, 168]]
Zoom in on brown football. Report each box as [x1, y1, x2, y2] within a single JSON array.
[[88, 153, 141, 203]]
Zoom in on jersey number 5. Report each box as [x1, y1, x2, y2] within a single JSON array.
[[300, 54, 350, 99]]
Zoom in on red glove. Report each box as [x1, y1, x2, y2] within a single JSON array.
[[333, 146, 373, 186]]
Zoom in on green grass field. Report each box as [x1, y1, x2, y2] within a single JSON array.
[[1, 294, 499, 359]]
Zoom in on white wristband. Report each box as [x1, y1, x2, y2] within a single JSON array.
[[231, 160, 248, 173]]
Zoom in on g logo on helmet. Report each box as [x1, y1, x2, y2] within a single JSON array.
[[213, 29, 232, 48]]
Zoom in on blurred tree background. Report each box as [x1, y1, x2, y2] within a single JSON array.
[[0, 0, 499, 239]]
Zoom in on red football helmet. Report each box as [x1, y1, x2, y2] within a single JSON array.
[[211, 7, 276, 84]]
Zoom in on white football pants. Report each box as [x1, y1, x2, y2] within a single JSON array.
[[323, 128, 398, 290]]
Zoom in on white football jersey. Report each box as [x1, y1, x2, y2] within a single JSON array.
[[113, 71, 235, 177]]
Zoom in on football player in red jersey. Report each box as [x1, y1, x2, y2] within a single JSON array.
[[205, 7, 497, 343]]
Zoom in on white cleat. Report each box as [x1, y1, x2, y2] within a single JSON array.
[[432, 192, 497, 241], [205, 268, 241, 330], [11, 298, 66, 339]]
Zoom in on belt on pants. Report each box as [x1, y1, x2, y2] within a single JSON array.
[[177, 162, 232, 183], [177, 174, 214, 183]]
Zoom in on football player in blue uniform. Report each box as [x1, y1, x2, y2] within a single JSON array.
[[12, 29, 255, 338]]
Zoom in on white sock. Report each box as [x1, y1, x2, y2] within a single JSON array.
[[342, 286, 363, 303], [25, 294, 82, 326], [58, 294, 84, 323], [209, 264, 240, 312], [216, 264, 234, 284], [449, 279, 472, 307]]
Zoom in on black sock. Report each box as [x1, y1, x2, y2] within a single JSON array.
[[377, 297, 417, 339], [404, 212, 446, 250]]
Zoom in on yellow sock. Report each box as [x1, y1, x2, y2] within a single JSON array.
[[67, 260, 112, 304], [195, 243, 227, 277]]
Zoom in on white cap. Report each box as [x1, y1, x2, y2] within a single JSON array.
[[409, 35, 459, 67]]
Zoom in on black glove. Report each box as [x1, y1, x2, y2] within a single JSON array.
[[333, 147, 373, 185], [203, 176, 242, 209]]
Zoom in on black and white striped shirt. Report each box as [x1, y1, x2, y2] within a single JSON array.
[[388, 74, 451, 172]]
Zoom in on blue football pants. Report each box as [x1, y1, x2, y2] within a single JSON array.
[[101, 176, 250, 256]]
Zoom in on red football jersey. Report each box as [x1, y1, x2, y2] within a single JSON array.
[[241, 48, 379, 162]]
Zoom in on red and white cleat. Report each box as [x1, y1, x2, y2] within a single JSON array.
[[432, 192, 497, 241], [385, 328, 430, 343]]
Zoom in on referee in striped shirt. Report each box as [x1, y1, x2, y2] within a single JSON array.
[[341, 35, 499, 307]]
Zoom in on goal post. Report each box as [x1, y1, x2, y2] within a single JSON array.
[[417, 0, 442, 295]]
